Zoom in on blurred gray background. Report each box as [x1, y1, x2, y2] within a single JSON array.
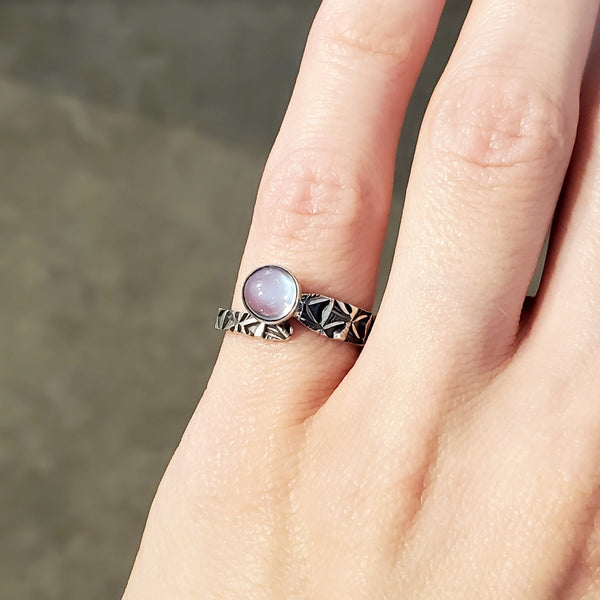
[[0, 2, 470, 598]]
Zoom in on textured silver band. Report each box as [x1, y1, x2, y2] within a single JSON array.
[[215, 297, 373, 346], [296, 293, 374, 346], [215, 308, 292, 341]]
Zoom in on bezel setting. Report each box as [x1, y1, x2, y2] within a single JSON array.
[[242, 265, 301, 325]]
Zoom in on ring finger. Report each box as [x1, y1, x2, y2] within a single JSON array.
[[207, 0, 446, 425]]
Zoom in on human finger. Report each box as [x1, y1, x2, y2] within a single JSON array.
[[373, 0, 599, 384], [521, 21, 600, 376], [209, 0, 446, 425]]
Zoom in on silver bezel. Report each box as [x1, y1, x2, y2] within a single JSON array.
[[241, 265, 301, 325]]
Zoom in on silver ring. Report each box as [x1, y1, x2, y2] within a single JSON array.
[[215, 265, 374, 346]]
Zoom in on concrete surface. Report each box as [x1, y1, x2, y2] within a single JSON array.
[[0, 2, 469, 598]]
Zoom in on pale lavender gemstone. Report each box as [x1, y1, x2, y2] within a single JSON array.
[[243, 266, 299, 322]]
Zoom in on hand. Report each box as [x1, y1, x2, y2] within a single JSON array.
[[123, 0, 600, 597]]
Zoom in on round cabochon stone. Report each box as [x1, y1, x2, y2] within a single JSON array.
[[242, 265, 299, 323]]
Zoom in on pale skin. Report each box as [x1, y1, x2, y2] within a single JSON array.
[[124, 0, 600, 597]]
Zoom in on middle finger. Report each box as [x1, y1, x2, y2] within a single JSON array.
[[375, 0, 599, 387]]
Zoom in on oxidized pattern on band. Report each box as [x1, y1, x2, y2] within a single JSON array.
[[215, 308, 292, 341], [297, 293, 374, 345]]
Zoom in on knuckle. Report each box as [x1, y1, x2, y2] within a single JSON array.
[[256, 150, 379, 252], [425, 75, 574, 186], [317, 0, 417, 65]]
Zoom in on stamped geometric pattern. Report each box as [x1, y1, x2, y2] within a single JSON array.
[[215, 308, 292, 341], [296, 294, 374, 346]]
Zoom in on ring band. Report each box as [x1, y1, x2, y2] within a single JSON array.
[[215, 308, 292, 341], [215, 265, 374, 346], [297, 293, 374, 345]]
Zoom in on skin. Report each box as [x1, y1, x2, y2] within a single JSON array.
[[124, 0, 600, 598]]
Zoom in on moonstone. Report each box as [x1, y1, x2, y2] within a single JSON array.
[[243, 265, 299, 322]]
